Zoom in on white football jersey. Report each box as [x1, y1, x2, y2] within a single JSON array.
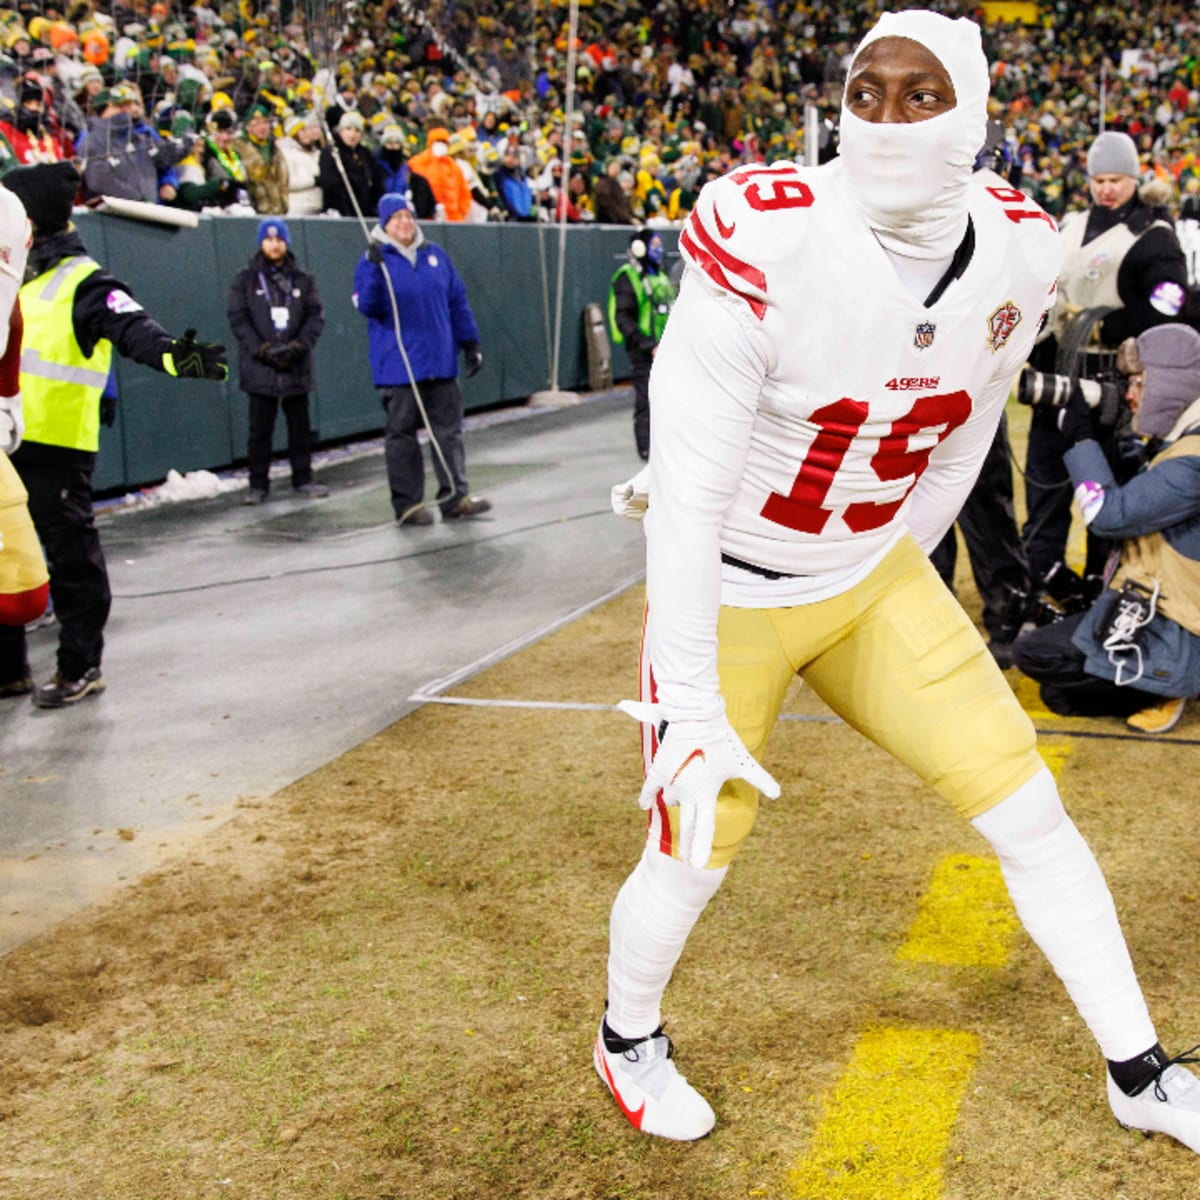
[[645, 158, 1060, 722]]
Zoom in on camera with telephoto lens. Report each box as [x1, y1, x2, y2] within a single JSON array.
[[1028, 560, 1106, 626], [1016, 365, 1126, 431]]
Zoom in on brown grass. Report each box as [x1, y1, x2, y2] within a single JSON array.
[[2, 406, 1199, 1199]]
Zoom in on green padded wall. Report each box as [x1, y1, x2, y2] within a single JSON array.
[[73, 212, 675, 491]]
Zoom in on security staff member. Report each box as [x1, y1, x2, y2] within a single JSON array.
[[1024, 130, 1189, 585], [0, 162, 228, 709], [607, 228, 676, 461]]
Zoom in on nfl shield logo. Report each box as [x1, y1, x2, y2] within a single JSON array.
[[986, 300, 1022, 353], [914, 321, 935, 350]]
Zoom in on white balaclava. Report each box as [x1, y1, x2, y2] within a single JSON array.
[[838, 10, 989, 260]]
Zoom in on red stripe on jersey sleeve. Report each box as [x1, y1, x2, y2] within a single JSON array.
[[680, 224, 767, 321], [686, 208, 767, 297]]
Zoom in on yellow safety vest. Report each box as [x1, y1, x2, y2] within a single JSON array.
[[19, 255, 113, 453]]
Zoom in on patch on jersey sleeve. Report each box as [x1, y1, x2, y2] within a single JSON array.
[[105, 289, 143, 315], [679, 206, 767, 320], [985, 300, 1021, 353], [1074, 480, 1105, 525]]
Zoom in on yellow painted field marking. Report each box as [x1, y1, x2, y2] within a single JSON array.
[[1011, 673, 1056, 720], [789, 1027, 978, 1200], [1039, 736, 1071, 781], [896, 854, 1018, 969]]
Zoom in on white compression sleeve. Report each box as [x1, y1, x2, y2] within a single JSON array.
[[606, 843, 727, 1039], [971, 768, 1157, 1061]]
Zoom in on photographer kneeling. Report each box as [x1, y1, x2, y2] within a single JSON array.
[[1012, 324, 1200, 733]]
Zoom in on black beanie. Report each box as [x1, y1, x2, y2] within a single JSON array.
[[3, 161, 81, 234]]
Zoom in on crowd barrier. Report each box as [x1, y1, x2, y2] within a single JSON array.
[[72, 211, 676, 492]]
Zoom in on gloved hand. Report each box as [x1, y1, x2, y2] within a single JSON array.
[[611, 464, 650, 520], [462, 344, 483, 378], [256, 340, 275, 363], [619, 701, 781, 869], [264, 341, 303, 369], [366, 243, 385, 265], [100, 394, 117, 427], [164, 329, 229, 381], [0, 392, 22, 454], [1058, 385, 1098, 445]]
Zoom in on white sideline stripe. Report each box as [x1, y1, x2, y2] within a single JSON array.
[[409, 572, 645, 700], [410, 693, 843, 724], [411, 696, 620, 712]]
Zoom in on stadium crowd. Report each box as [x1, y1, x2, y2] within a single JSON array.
[[0, 0, 1194, 225]]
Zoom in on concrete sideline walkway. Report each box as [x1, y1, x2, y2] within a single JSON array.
[[0, 389, 645, 955]]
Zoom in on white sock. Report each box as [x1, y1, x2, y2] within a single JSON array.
[[606, 844, 727, 1039], [971, 768, 1157, 1061]]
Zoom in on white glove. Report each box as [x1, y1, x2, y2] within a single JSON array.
[[0, 391, 22, 455], [610, 464, 650, 520], [619, 700, 780, 869]]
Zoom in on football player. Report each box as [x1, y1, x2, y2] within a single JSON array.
[[0, 185, 48, 648], [593, 9, 1200, 1155]]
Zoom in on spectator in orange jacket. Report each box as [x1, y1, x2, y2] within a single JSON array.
[[408, 127, 470, 222]]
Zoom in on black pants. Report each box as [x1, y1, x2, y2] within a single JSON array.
[[931, 414, 1030, 641], [381, 379, 469, 518], [0, 457, 110, 683], [630, 356, 652, 461], [246, 392, 314, 492], [1022, 404, 1074, 585], [1011, 612, 1159, 717]]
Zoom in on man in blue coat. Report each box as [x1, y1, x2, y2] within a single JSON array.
[[1013, 323, 1200, 733], [352, 193, 490, 526]]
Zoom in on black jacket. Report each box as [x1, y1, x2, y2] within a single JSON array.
[[317, 135, 382, 217], [15, 227, 176, 470], [1086, 197, 1190, 345], [227, 250, 324, 397]]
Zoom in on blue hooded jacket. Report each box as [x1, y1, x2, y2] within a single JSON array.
[[352, 225, 479, 386]]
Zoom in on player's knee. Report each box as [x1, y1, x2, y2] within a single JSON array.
[[932, 686, 1040, 816], [972, 767, 1067, 855]]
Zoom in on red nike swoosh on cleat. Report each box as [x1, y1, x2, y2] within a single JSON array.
[[712, 204, 736, 239], [597, 1037, 646, 1129], [670, 748, 705, 785]]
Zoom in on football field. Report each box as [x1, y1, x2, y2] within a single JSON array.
[[2, 580, 1198, 1200]]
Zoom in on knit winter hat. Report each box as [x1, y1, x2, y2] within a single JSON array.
[[1087, 131, 1140, 178], [338, 110, 364, 130], [2, 161, 80, 233], [1133, 324, 1200, 440], [257, 217, 290, 247], [378, 193, 410, 226]]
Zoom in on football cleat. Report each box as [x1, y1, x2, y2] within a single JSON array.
[[593, 1017, 715, 1141], [1107, 1048, 1200, 1153]]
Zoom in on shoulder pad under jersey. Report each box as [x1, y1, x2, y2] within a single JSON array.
[[679, 160, 818, 320], [970, 175, 1062, 292]]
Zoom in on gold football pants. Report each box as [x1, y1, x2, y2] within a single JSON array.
[[643, 536, 1043, 868]]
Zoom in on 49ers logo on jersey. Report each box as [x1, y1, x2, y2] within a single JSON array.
[[986, 300, 1022, 353], [886, 377, 940, 391]]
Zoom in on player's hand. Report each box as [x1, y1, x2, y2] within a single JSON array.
[[619, 702, 780, 869], [0, 392, 23, 454], [164, 329, 229, 381], [1058, 386, 1097, 445], [610, 464, 650, 520]]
